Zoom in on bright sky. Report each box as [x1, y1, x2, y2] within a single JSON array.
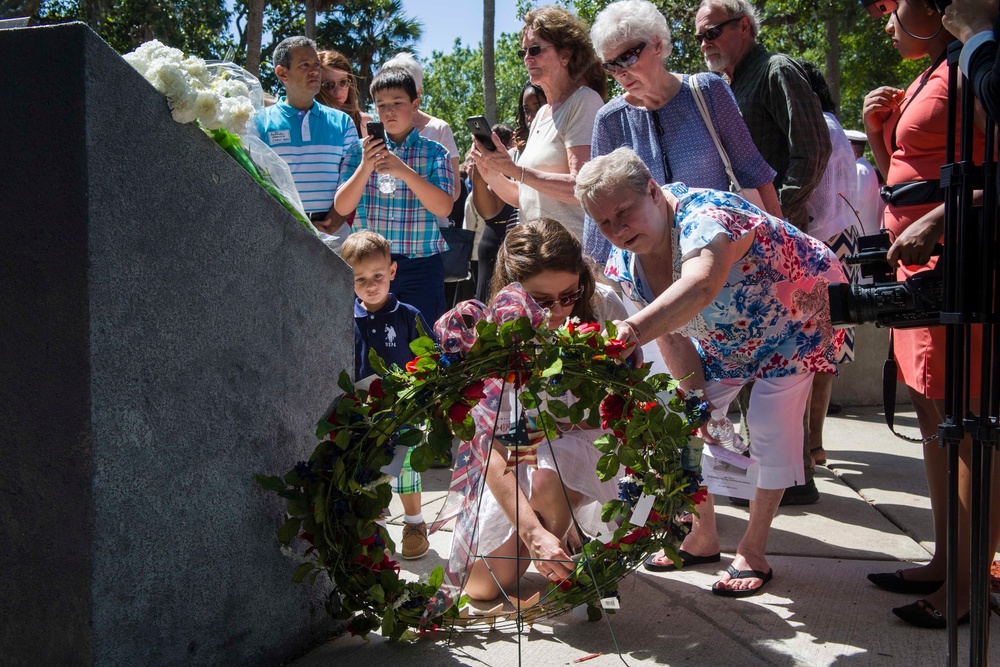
[[400, 0, 524, 61]]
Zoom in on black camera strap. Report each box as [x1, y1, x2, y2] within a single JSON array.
[[883, 331, 936, 444]]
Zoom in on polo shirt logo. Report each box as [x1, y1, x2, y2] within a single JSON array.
[[268, 130, 291, 145], [385, 325, 397, 347]]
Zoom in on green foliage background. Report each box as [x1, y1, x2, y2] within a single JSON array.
[[10, 0, 932, 152]]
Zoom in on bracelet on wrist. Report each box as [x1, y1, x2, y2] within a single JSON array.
[[520, 165, 525, 183]]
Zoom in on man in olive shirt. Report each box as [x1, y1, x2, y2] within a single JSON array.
[[696, 0, 831, 233]]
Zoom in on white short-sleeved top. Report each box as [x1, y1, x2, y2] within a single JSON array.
[[518, 86, 603, 241]]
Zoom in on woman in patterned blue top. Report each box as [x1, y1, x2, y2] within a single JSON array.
[[576, 148, 845, 598], [584, 0, 780, 266]]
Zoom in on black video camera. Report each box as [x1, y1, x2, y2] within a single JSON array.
[[861, 0, 950, 18], [827, 232, 943, 329]]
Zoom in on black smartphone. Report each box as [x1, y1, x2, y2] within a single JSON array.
[[366, 121, 385, 143], [466, 115, 497, 151]]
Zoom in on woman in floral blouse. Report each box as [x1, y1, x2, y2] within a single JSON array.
[[575, 147, 845, 597]]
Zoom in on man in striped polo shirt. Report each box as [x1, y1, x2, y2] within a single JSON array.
[[254, 36, 359, 250]]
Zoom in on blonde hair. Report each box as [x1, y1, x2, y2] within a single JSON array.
[[522, 5, 607, 100], [340, 230, 392, 266]]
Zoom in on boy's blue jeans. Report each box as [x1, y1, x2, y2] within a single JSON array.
[[391, 253, 446, 326]]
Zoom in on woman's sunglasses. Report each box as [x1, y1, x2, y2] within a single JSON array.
[[517, 44, 552, 60], [321, 79, 352, 91], [694, 17, 742, 45], [532, 285, 585, 310], [601, 42, 646, 74]]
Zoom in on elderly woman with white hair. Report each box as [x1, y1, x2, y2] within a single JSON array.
[[576, 147, 845, 597], [382, 52, 463, 206], [583, 0, 781, 266]]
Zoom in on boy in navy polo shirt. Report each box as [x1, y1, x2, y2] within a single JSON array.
[[341, 230, 430, 559]]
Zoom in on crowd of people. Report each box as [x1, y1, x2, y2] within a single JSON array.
[[251, 0, 1000, 630]]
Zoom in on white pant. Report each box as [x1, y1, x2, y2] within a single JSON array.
[[704, 373, 814, 490]]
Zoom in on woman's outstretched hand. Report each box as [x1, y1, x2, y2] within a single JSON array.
[[612, 319, 644, 368]]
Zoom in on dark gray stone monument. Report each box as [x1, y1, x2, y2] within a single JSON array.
[[0, 23, 352, 666]]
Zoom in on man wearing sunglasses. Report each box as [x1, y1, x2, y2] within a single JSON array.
[[695, 1, 832, 508], [254, 36, 360, 243]]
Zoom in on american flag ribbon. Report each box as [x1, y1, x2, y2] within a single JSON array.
[[421, 284, 546, 625]]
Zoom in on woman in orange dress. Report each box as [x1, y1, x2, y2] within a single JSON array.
[[862, 0, 994, 629]]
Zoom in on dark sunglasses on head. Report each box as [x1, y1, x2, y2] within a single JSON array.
[[532, 285, 585, 311], [601, 42, 646, 74], [694, 17, 742, 44], [517, 44, 552, 59], [861, 0, 898, 18], [321, 79, 352, 91]]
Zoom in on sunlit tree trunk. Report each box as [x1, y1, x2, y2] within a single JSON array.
[[483, 0, 496, 125], [825, 14, 841, 116], [305, 0, 316, 39], [246, 0, 265, 77]]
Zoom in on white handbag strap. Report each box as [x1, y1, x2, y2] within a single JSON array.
[[689, 73, 743, 192]]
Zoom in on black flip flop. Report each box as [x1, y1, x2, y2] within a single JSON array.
[[643, 549, 721, 572], [711, 564, 774, 597]]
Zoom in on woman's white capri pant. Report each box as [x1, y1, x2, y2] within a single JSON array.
[[703, 372, 814, 490]]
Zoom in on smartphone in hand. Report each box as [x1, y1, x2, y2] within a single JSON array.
[[466, 115, 497, 151], [366, 121, 386, 144]]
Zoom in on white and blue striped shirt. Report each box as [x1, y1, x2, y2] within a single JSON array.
[[254, 99, 359, 213]]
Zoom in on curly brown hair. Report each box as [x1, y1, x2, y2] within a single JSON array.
[[522, 5, 607, 100], [491, 218, 598, 322], [316, 49, 365, 134]]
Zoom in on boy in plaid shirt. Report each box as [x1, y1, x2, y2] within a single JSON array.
[[335, 67, 455, 327]]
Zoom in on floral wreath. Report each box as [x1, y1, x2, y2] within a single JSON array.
[[257, 285, 709, 640]]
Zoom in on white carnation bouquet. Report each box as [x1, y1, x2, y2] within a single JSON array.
[[125, 40, 313, 231]]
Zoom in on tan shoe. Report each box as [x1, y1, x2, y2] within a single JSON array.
[[401, 521, 429, 559]]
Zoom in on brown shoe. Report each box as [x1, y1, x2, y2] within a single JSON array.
[[401, 521, 429, 559]]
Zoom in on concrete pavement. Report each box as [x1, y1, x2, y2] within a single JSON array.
[[289, 406, 999, 667]]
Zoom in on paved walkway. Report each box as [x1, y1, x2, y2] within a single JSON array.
[[290, 406, 999, 667]]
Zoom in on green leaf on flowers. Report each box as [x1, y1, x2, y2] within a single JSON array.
[[428, 565, 444, 589], [368, 584, 385, 605], [536, 411, 559, 440], [409, 444, 434, 472], [397, 428, 423, 449], [601, 499, 625, 523], [605, 320, 618, 338], [592, 434, 616, 454], [452, 414, 475, 442], [315, 419, 334, 440], [382, 607, 397, 638], [541, 357, 563, 378], [546, 398, 569, 418], [519, 392, 538, 409], [596, 452, 620, 481], [277, 518, 301, 545], [367, 349, 388, 377], [409, 335, 437, 357], [512, 317, 535, 341], [255, 475, 286, 492], [568, 401, 586, 423], [380, 567, 398, 591], [618, 446, 644, 469], [292, 562, 314, 583], [313, 499, 326, 525], [337, 370, 354, 394]]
